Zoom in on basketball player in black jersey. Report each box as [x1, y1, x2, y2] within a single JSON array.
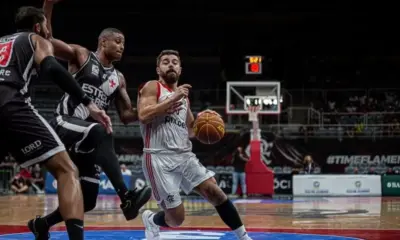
[[27, 1, 151, 238], [0, 6, 113, 240]]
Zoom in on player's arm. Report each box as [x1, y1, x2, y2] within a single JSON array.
[[186, 104, 196, 138], [137, 81, 184, 124], [115, 71, 138, 125], [32, 34, 92, 107], [43, 0, 88, 65]]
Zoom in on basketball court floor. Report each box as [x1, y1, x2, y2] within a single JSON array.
[[0, 195, 398, 239]]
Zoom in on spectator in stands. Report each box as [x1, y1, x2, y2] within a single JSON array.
[[303, 155, 316, 174], [0, 154, 16, 192], [385, 168, 394, 175], [120, 164, 132, 176], [368, 167, 376, 175], [30, 164, 45, 191], [231, 146, 249, 198], [10, 175, 30, 194]]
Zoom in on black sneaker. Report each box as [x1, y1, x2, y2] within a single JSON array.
[[27, 216, 50, 240], [120, 185, 152, 221]]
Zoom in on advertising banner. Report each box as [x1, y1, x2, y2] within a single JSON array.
[[381, 175, 400, 196], [293, 174, 381, 197], [237, 134, 400, 173], [45, 173, 131, 194], [115, 134, 400, 174], [274, 174, 292, 194]]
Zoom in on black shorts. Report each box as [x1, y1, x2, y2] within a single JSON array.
[[49, 115, 101, 183], [0, 99, 65, 168]]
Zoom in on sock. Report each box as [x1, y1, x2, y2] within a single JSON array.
[[95, 135, 128, 200], [43, 208, 63, 228], [151, 211, 169, 227], [65, 219, 84, 240], [215, 199, 244, 231], [233, 225, 248, 239]]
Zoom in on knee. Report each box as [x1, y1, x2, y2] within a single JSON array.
[[87, 124, 112, 146], [48, 152, 79, 179], [198, 180, 227, 206]]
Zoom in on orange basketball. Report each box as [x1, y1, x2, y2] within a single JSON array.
[[193, 111, 225, 144]]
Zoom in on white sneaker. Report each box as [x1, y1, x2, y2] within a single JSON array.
[[142, 210, 161, 240], [240, 235, 253, 240]]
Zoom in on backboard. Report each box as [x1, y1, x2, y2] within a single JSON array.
[[226, 81, 281, 115]]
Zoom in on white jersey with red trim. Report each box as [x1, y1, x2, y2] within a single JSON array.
[[139, 81, 192, 156]]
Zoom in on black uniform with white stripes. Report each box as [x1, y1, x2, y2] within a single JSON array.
[[49, 52, 120, 182], [0, 32, 65, 168]]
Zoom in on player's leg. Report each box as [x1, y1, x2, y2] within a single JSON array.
[[239, 172, 247, 197], [29, 151, 99, 239], [231, 171, 239, 196], [3, 102, 84, 240], [90, 126, 152, 219], [182, 153, 252, 240], [53, 116, 151, 220], [141, 154, 185, 240]]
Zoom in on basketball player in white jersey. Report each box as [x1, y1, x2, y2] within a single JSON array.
[[137, 50, 252, 240]]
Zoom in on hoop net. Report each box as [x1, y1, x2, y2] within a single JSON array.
[[248, 106, 260, 122]]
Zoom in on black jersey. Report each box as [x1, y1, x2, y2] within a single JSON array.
[[56, 52, 120, 120], [0, 32, 37, 104]]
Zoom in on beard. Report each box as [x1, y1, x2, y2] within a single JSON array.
[[162, 70, 179, 84], [37, 28, 47, 39]]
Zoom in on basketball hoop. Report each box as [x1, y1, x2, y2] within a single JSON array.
[[248, 106, 260, 122]]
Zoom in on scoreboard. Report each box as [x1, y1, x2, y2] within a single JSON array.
[[245, 55, 262, 74]]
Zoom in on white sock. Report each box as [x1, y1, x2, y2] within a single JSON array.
[[148, 212, 156, 225], [233, 225, 248, 239]]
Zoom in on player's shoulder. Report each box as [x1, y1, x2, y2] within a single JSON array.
[[115, 69, 125, 79], [138, 80, 159, 95], [140, 80, 159, 90]]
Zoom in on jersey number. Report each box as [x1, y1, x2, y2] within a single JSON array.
[[0, 40, 15, 67]]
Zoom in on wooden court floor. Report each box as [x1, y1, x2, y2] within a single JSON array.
[[0, 195, 399, 239]]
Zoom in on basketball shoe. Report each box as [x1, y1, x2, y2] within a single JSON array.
[[142, 210, 161, 240], [121, 186, 152, 220]]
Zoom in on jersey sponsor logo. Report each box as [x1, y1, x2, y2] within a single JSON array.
[[0, 37, 15, 67], [82, 83, 110, 109], [164, 115, 186, 128], [21, 140, 42, 155], [0, 69, 11, 81]]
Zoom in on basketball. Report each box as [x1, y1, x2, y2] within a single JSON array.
[[193, 111, 225, 144]]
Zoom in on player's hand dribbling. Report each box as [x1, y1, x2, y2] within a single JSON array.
[[171, 84, 191, 101], [87, 102, 113, 134]]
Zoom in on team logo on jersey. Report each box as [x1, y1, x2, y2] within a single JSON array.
[[101, 72, 119, 95], [91, 65, 99, 76], [0, 38, 16, 67]]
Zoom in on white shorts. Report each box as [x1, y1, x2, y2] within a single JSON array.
[[142, 152, 215, 209]]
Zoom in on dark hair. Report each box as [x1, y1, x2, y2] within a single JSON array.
[[156, 49, 180, 66], [15, 6, 45, 31], [98, 28, 123, 39]]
